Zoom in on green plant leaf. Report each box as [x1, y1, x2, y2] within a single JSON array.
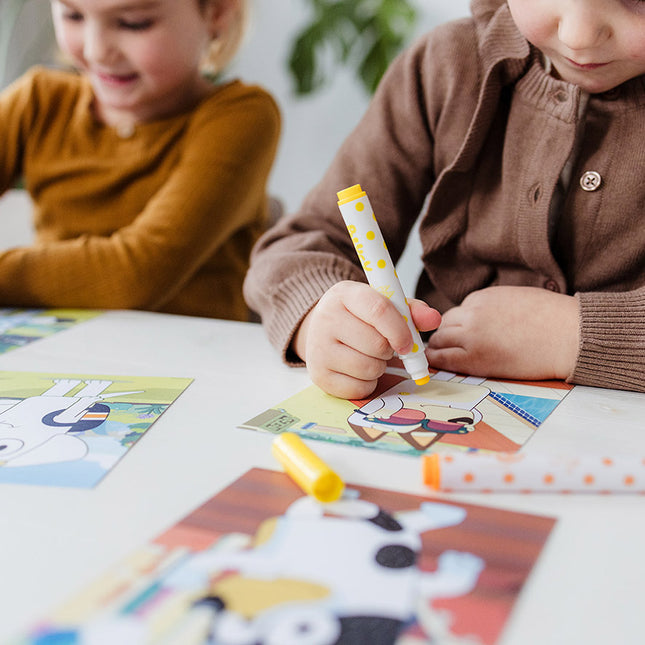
[[288, 0, 418, 96]]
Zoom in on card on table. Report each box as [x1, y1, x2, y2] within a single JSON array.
[[17, 467, 556, 644], [241, 361, 573, 456], [0, 371, 192, 488], [0, 308, 101, 354]]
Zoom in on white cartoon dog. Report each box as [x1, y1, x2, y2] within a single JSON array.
[[0, 379, 141, 467]]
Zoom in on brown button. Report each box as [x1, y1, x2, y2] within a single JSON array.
[[527, 182, 542, 205], [601, 87, 621, 101], [544, 279, 560, 292], [580, 171, 602, 191]]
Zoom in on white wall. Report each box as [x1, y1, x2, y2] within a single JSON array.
[[227, 1, 471, 291], [0, 0, 56, 88], [228, 0, 471, 215]]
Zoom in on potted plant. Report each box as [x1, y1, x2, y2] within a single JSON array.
[[288, 0, 418, 95]]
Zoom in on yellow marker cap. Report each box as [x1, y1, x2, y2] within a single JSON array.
[[272, 432, 345, 503], [337, 184, 366, 206], [422, 454, 441, 490]]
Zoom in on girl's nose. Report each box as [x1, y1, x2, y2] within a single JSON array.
[[558, 3, 611, 51], [83, 22, 116, 64]]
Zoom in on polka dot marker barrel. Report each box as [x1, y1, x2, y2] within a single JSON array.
[[337, 184, 430, 386], [423, 452, 645, 493]]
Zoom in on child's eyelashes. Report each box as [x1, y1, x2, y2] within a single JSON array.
[[61, 10, 83, 22], [59, 11, 155, 31], [118, 19, 155, 31]]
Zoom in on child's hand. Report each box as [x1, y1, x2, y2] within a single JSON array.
[[293, 281, 441, 399], [425, 286, 580, 381]]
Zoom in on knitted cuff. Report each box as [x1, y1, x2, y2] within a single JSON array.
[[263, 262, 364, 366], [571, 290, 645, 392]]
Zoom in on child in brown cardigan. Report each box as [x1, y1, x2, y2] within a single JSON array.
[[245, 0, 645, 397]]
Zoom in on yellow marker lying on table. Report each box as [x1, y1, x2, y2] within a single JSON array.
[[272, 432, 345, 503], [337, 184, 431, 386]]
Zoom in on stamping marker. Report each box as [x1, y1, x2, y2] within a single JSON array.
[[337, 184, 430, 385], [272, 432, 345, 503]]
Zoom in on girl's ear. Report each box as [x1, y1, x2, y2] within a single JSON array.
[[204, 0, 236, 39]]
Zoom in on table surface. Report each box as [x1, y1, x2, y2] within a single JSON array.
[[1, 309, 644, 644]]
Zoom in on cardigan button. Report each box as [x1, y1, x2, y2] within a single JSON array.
[[552, 90, 569, 103], [544, 279, 560, 292], [580, 171, 602, 191], [601, 87, 621, 101]]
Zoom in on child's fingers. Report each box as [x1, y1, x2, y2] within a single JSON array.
[[307, 342, 385, 399], [425, 345, 470, 375], [408, 298, 442, 332], [312, 370, 380, 400], [341, 283, 415, 355], [334, 312, 395, 360]]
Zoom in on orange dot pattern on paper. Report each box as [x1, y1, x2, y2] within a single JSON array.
[[435, 453, 645, 493]]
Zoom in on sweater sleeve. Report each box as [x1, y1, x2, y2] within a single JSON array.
[[571, 289, 645, 392], [244, 30, 453, 361], [0, 85, 280, 313]]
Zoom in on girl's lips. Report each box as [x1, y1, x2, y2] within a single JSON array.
[[565, 57, 608, 70], [95, 71, 139, 85]]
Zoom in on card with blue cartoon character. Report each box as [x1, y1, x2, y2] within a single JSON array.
[[0, 371, 192, 487]]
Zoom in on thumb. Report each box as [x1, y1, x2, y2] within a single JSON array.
[[408, 298, 442, 332]]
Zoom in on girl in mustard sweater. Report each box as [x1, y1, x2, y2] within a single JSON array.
[[0, 0, 280, 321]]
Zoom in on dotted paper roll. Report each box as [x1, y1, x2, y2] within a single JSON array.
[[423, 452, 645, 493]]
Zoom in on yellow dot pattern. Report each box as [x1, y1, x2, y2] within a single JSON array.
[[339, 189, 428, 378], [350, 200, 391, 272]]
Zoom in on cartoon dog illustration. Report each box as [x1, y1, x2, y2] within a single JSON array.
[[347, 377, 490, 450], [0, 379, 142, 467], [188, 492, 485, 644]]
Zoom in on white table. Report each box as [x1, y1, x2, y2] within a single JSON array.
[[1, 309, 644, 644]]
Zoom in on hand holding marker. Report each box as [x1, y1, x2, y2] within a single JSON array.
[[337, 184, 431, 385]]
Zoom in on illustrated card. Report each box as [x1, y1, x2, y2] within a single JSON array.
[[0, 371, 192, 487], [241, 362, 573, 455], [16, 467, 556, 644], [0, 308, 101, 354]]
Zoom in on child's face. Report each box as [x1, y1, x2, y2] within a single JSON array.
[[50, 0, 221, 124], [507, 0, 645, 93]]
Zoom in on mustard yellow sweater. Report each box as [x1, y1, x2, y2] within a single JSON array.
[[0, 67, 280, 320]]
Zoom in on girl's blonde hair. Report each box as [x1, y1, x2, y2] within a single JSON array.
[[201, 0, 248, 76]]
